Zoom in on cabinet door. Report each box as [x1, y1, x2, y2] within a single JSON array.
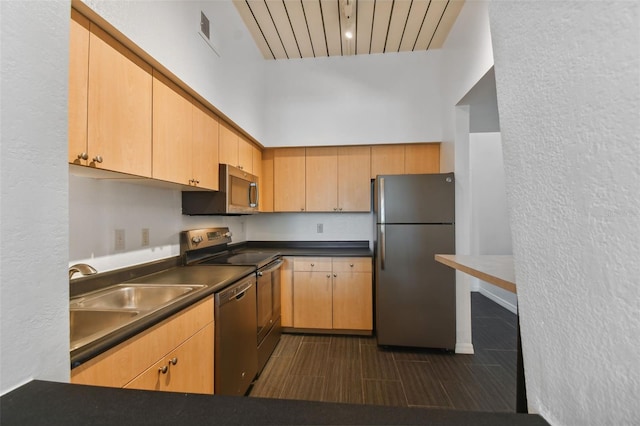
[[238, 136, 254, 173], [87, 23, 152, 177], [219, 121, 238, 167], [405, 144, 440, 174], [370, 145, 404, 178], [306, 147, 338, 212], [274, 147, 306, 212], [125, 322, 214, 395], [152, 71, 193, 185], [192, 101, 220, 190], [338, 146, 371, 212], [260, 149, 274, 212], [293, 271, 333, 329], [68, 9, 90, 165], [332, 258, 373, 330]]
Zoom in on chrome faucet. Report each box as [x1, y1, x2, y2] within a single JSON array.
[[69, 263, 97, 279]]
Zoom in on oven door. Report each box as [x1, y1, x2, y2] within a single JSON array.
[[256, 258, 283, 344]]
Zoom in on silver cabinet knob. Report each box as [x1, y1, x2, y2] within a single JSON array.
[[159, 365, 168, 374], [170, 357, 178, 366], [326, 274, 331, 278], [310, 263, 315, 267], [92, 155, 103, 163], [333, 273, 337, 277], [350, 263, 354, 267], [77, 152, 88, 161]]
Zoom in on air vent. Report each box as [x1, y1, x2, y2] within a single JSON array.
[[200, 11, 210, 40], [198, 10, 220, 57]]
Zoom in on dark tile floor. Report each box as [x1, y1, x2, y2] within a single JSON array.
[[249, 292, 517, 411]]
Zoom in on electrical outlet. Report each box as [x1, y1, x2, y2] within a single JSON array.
[[317, 223, 323, 233], [141, 228, 150, 247], [115, 229, 125, 251]]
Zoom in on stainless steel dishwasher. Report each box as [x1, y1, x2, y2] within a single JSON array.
[[214, 274, 258, 396]]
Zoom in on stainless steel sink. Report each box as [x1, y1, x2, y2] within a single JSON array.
[[70, 309, 140, 350], [70, 284, 205, 311], [70, 283, 206, 351]]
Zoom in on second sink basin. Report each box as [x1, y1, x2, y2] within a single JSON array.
[[71, 309, 140, 350], [70, 284, 205, 311]]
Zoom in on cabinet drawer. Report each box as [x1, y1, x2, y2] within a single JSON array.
[[293, 257, 332, 272], [332, 257, 372, 273], [71, 296, 214, 388]]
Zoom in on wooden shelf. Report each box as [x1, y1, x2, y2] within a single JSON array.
[[435, 254, 516, 294]]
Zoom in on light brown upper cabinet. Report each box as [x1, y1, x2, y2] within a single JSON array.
[[273, 147, 306, 212], [238, 136, 254, 173], [218, 121, 238, 168], [219, 122, 255, 173], [405, 144, 440, 174], [338, 146, 371, 211], [68, 10, 90, 166], [260, 149, 275, 212], [370, 143, 440, 178], [305, 147, 338, 212], [305, 146, 371, 212], [370, 145, 405, 178], [152, 71, 193, 186], [85, 22, 153, 176], [191, 101, 220, 190]]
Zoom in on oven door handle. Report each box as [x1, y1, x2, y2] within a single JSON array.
[[257, 258, 284, 276]]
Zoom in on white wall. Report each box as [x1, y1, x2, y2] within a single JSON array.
[[440, 1, 495, 172], [438, 0, 497, 355], [490, 2, 640, 424], [469, 132, 516, 313], [0, 0, 70, 393], [69, 175, 247, 273], [81, 0, 267, 141], [247, 213, 373, 245], [262, 51, 443, 147]]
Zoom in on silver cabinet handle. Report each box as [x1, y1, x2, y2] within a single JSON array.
[[350, 263, 354, 267], [310, 263, 315, 267], [326, 274, 331, 278], [93, 155, 103, 163], [159, 365, 168, 374], [333, 274, 337, 277], [77, 152, 88, 161], [170, 357, 178, 366], [300, 207, 305, 211]]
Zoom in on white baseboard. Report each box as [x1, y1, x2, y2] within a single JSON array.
[[455, 342, 474, 354], [478, 287, 518, 314]]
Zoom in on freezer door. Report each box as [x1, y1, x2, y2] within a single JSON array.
[[375, 173, 454, 224], [375, 223, 455, 349]]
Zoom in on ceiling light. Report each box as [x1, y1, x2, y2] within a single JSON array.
[[345, 30, 353, 40]]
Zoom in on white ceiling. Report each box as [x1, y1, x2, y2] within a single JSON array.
[[233, 0, 465, 60]]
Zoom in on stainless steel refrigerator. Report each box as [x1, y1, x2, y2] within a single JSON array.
[[374, 172, 456, 350]]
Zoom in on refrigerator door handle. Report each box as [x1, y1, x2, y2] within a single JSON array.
[[380, 177, 386, 224], [380, 224, 386, 270]]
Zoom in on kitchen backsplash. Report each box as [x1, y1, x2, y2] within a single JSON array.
[[69, 175, 373, 274]]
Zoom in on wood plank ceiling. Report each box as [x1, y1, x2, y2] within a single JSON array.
[[234, 0, 465, 60]]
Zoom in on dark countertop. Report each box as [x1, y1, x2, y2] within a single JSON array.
[[70, 241, 371, 367], [1, 380, 549, 426], [237, 240, 373, 257], [71, 265, 255, 367]]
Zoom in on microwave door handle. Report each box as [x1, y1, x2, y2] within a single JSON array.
[[249, 182, 258, 208]]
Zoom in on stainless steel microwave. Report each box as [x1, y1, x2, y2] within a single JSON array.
[[181, 164, 258, 215]]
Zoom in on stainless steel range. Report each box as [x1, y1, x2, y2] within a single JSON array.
[[180, 228, 283, 394]]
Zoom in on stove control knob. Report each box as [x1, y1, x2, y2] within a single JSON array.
[[191, 236, 203, 244]]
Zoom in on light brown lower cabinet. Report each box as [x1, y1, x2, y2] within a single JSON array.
[[71, 296, 214, 395], [124, 322, 213, 394], [290, 257, 372, 332]]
